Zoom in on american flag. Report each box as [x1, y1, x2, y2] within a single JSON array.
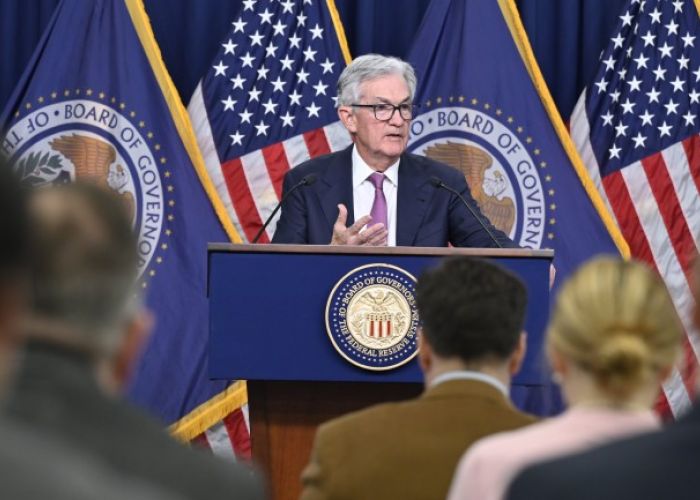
[[189, 406, 252, 460], [189, 0, 352, 244], [186, 0, 351, 456], [571, 0, 700, 418]]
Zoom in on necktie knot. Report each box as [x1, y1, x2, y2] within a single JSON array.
[[369, 172, 385, 189]]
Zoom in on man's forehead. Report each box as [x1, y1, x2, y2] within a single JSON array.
[[358, 75, 410, 103]]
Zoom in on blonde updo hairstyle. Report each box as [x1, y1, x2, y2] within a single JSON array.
[[547, 257, 682, 401]]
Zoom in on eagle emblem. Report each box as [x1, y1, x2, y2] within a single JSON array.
[[49, 134, 135, 223], [424, 141, 515, 235]]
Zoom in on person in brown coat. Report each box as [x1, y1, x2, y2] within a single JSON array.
[[300, 257, 537, 500]]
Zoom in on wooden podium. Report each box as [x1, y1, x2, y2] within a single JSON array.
[[208, 244, 552, 500]]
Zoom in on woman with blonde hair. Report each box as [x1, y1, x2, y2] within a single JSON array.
[[447, 257, 682, 500]]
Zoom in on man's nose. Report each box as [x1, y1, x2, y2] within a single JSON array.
[[388, 109, 406, 126]]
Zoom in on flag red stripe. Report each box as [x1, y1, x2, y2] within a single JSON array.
[[223, 409, 252, 460], [262, 142, 291, 199], [601, 172, 655, 264], [221, 157, 268, 243], [654, 389, 673, 420], [190, 433, 211, 450], [303, 128, 331, 158], [641, 153, 696, 274], [602, 171, 672, 418], [682, 134, 700, 197], [681, 337, 699, 401]]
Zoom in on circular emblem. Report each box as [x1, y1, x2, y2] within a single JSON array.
[[408, 105, 555, 248], [325, 264, 419, 371], [3, 97, 170, 282]]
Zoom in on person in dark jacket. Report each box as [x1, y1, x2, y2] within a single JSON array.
[[4, 181, 264, 500]]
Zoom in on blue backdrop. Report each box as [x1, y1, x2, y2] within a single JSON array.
[[2, 0, 625, 121]]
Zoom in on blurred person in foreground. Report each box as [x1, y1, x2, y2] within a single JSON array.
[[3, 182, 264, 500], [506, 256, 700, 500], [0, 160, 172, 499], [448, 257, 682, 500], [300, 257, 536, 500]]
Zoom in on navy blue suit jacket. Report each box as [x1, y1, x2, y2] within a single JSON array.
[[507, 403, 700, 500], [272, 145, 516, 247]]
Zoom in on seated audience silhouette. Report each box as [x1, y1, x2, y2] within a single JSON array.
[[300, 257, 536, 500], [4, 182, 263, 500], [0, 160, 175, 499], [448, 257, 682, 500], [506, 256, 700, 500]]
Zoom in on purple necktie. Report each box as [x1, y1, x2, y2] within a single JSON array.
[[369, 172, 388, 229]]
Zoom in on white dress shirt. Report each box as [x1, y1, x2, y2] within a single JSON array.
[[352, 146, 399, 246], [430, 370, 509, 397]]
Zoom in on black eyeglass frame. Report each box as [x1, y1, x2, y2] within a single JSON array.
[[350, 103, 418, 121]]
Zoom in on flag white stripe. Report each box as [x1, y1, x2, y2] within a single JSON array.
[[323, 120, 352, 152], [282, 133, 312, 170], [241, 403, 250, 433], [204, 421, 238, 462], [187, 83, 246, 240], [662, 369, 692, 419], [570, 92, 617, 221], [240, 148, 279, 239], [660, 142, 700, 251]]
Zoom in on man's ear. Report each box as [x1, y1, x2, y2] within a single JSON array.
[[111, 308, 153, 391], [338, 106, 357, 134], [417, 328, 433, 375], [0, 285, 24, 332], [508, 332, 527, 377], [547, 344, 569, 384]]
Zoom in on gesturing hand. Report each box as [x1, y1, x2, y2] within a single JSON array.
[[330, 204, 388, 246]]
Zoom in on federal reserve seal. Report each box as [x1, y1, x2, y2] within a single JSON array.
[[2, 93, 172, 285], [408, 103, 556, 248], [325, 264, 419, 371]]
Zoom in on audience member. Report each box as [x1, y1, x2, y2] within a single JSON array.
[[3, 182, 264, 500], [448, 257, 682, 500], [0, 160, 172, 499], [506, 256, 700, 500], [300, 257, 536, 500]]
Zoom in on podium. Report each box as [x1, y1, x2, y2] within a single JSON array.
[[208, 244, 553, 499]]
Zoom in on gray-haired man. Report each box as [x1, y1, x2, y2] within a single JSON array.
[[272, 53, 515, 248], [4, 182, 264, 500]]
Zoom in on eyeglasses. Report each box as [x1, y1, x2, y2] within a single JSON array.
[[350, 103, 417, 121]]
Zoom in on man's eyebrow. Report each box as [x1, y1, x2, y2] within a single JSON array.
[[372, 96, 411, 105]]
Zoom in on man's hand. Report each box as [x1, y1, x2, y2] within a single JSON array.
[[330, 204, 388, 246], [549, 263, 556, 289]]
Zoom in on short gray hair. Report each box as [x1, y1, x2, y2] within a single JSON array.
[[29, 183, 141, 357], [336, 54, 417, 107]]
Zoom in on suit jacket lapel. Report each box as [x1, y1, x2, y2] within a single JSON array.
[[396, 154, 432, 246], [318, 145, 355, 232]]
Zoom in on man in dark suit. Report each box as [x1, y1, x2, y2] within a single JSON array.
[[506, 258, 700, 500], [300, 257, 536, 500], [272, 53, 515, 248], [0, 161, 174, 499], [4, 182, 263, 500]]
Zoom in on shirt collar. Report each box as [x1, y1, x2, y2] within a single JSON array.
[[429, 370, 509, 397], [351, 144, 399, 188]]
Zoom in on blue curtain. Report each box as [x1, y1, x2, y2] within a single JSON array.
[[1, 0, 625, 118], [516, 0, 626, 117]]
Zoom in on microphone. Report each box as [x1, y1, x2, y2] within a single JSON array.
[[429, 176, 503, 248], [252, 174, 317, 243]]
